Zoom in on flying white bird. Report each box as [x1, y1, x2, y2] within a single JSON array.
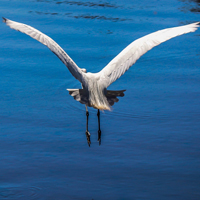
[[3, 17, 199, 146]]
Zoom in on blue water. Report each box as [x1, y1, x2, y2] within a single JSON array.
[[0, 0, 200, 199]]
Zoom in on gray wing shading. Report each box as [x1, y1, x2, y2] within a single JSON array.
[[3, 17, 84, 83], [99, 22, 200, 87]]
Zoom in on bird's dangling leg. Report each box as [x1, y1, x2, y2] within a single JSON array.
[[97, 109, 101, 145], [85, 105, 91, 147]]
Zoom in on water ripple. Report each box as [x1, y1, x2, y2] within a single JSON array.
[[0, 186, 41, 200], [179, 0, 200, 13], [72, 14, 130, 22], [55, 0, 121, 9], [34, 0, 125, 9], [29, 11, 132, 22]]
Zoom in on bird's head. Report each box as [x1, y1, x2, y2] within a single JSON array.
[[81, 68, 87, 73]]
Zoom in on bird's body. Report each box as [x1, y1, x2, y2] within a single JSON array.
[[68, 72, 125, 110], [3, 17, 199, 145]]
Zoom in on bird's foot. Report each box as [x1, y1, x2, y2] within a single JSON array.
[[98, 130, 101, 146], [85, 130, 91, 147]]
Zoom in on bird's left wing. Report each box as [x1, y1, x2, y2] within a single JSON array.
[[98, 22, 200, 87], [3, 17, 85, 83]]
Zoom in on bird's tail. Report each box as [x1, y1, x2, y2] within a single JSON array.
[[67, 89, 89, 105], [106, 89, 126, 106], [67, 88, 126, 109]]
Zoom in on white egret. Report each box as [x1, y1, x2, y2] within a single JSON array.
[[3, 17, 199, 146]]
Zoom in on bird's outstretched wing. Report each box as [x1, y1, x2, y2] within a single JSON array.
[[99, 22, 200, 87], [3, 17, 85, 83]]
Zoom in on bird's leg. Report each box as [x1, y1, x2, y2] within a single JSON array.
[[85, 105, 91, 147], [97, 109, 101, 145]]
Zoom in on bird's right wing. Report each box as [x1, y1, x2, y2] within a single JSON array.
[[98, 22, 200, 87], [3, 17, 85, 83]]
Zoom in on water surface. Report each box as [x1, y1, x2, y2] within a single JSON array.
[[0, 0, 200, 199]]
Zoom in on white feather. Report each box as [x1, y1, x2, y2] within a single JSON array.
[[3, 17, 85, 83], [98, 22, 200, 87]]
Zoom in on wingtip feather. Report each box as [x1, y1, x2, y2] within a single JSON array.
[[2, 17, 7, 23], [192, 21, 200, 32]]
